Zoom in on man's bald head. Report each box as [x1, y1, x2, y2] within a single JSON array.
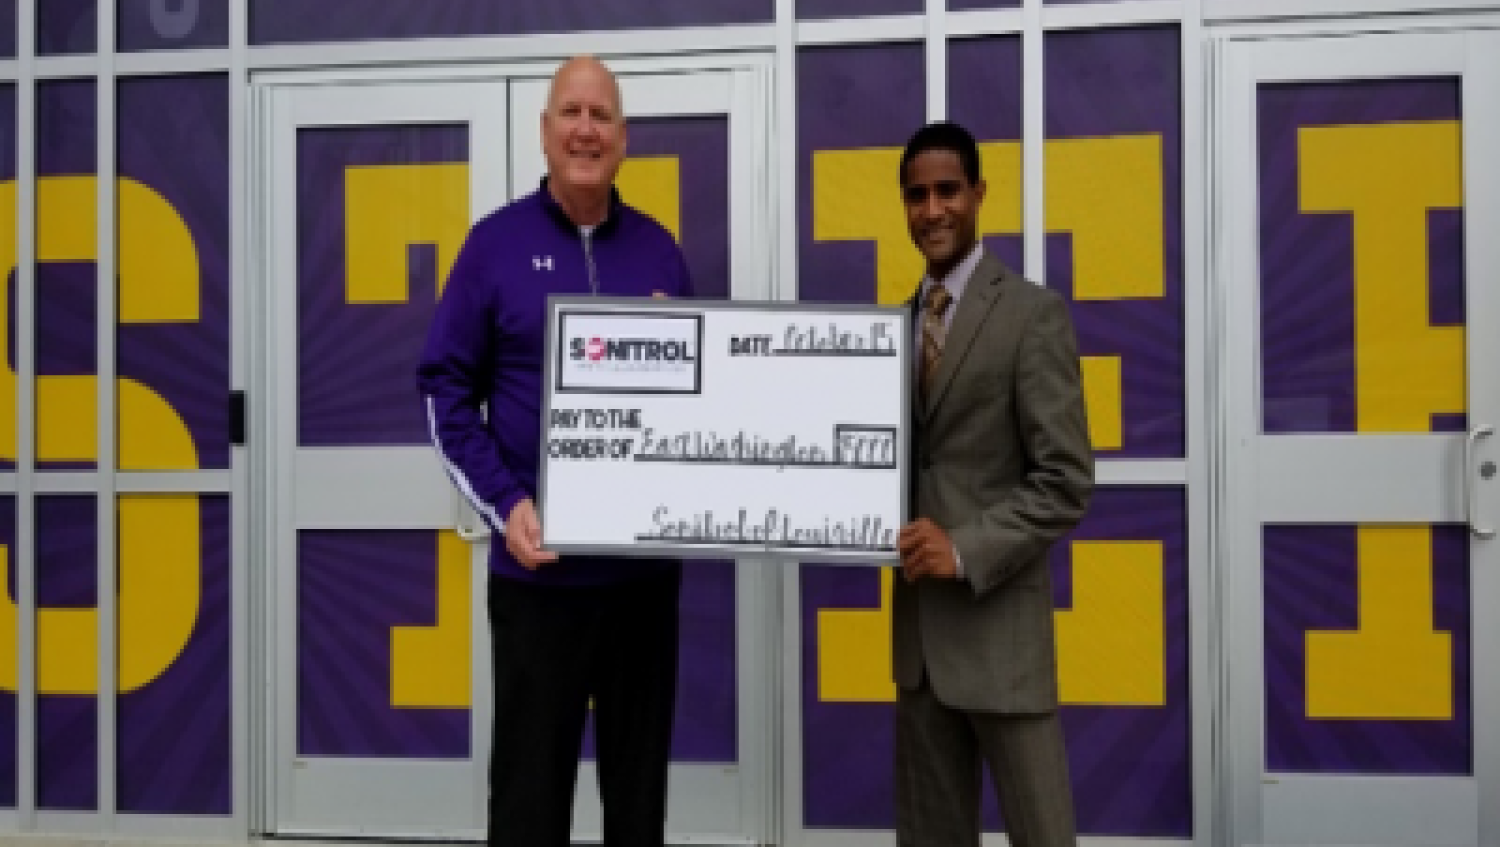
[[545, 55, 623, 117]]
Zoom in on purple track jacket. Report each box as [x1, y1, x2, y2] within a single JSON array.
[[417, 178, 694, 584]]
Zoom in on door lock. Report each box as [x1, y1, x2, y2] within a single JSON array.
[[1483, 461, 1497, 481]]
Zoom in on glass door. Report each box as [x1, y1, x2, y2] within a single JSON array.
[[258, 78, 506, 837], [1216, 27, 1499, 847]]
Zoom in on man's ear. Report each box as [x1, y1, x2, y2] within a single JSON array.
[[974, 178, 987, 204]]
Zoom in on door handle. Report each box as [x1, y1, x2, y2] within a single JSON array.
[[455, 490, 491, 543], [1466, 424, 1495, 540]]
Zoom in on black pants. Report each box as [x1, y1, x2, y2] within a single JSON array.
[[486, 568, 681, 847]]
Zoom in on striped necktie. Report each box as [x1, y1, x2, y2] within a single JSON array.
[[920, 281, 953, 401]]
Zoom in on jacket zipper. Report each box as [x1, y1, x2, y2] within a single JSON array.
[[581, 229, 599, 296]]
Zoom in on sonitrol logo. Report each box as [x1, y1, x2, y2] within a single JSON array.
[[570, 336, 697, 364], [557, 311, 703, 394]]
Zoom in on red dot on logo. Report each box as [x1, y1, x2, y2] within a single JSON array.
[[587, 337, 605, 361]]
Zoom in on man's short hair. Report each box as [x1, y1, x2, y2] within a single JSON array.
[[899, 121, 982, 187]]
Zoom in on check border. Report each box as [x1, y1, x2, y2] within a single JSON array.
[[537, 295, 912, 564]]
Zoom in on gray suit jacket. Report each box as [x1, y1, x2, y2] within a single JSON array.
[[893, 250, 1094, 714]]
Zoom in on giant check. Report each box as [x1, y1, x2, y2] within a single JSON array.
[[538, 296, 910, 563]]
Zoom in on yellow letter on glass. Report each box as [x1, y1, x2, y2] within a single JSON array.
[[391, 530, 472, 708], [1298, 121, 1460, 719], [0, 176, 201, 695], [345, 163, 468, 302], [1046, 134, 1164, 452], [1055, 540, 1165, 705], [617, 157, 682, 242], [1306, 526, 1451, 719], [1299, 121, 1464, 433], [817, 568, 896, 702]]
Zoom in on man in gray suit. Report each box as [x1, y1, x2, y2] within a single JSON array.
[[894, 120, 1095, 847]]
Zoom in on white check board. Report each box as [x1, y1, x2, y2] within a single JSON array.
[[538, 297, 911, 563]]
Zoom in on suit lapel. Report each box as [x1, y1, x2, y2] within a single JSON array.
[[922, 251, 1007, 419]]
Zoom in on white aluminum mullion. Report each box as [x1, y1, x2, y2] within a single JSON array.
[[797, 15, 924, 45], [230, 0, 254, 836], [96, 0, 118, 824], [1023, 0, 1044, 284], [946, 9, 1025, 38], [32, 55, 96, 79], [1180, 3, 1219, 847], [16, 0, 37, 826], [926, 0, 946, 121], [1041, 0, 1185, 30], [116, 48, 230, 76]]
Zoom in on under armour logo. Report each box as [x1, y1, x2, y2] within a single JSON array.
[[533, 255, 553, 272]]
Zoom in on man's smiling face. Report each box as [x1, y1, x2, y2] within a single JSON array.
[[901, 148, 985, 280], [541, 59, 626, 195]]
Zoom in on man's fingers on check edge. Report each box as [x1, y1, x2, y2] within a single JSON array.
[[898, 523, 928, 547]]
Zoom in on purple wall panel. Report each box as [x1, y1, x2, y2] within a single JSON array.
[[1050, 488, 1191, 836], [296, 124, 466, 448], [0, 2, 15, 57], [32, 81, 96, 471], [117, 0, 229, 51], [799, 0, 922, 19], [298, 529, 468, 758], [38, 0, 95, 55], [948, 34, 1025, 271], [117, 74, 231, 470], [117, 496, 232, 814], [1046, 25, 1184, 459], [1258, 78, 1464, 435], [797, 42, 925, 306], [1264, 524, 1471, 774], [32, 81, 94, 470], [35, 497, 99, 811], [251, 0, 770, 46]]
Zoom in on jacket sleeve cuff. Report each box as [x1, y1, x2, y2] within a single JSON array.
[[493, 489, 528, 535], [948, 523, 993, 595]]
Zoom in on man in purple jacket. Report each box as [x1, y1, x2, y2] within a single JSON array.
[[417, 55, 693, 846]]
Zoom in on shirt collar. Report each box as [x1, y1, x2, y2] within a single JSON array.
[[919, 241, 984, 308], [537, 176, 624, 236]]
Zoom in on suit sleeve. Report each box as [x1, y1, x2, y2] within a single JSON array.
[[416, 231, 527, 534], [948, 290, 1095, 596]]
